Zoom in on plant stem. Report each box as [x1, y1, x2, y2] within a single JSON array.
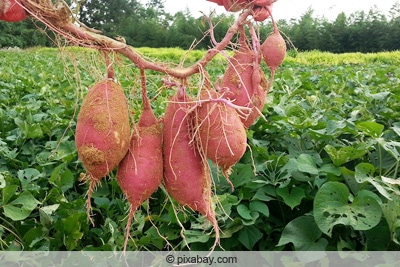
[[22, 0, 252, 79]]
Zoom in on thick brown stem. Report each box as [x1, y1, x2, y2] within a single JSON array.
[[21, 0, 252, 79]]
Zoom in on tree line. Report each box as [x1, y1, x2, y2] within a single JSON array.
[[1, 0, 400, 53]]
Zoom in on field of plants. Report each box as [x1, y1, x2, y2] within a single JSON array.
[[1, 47, 400, 251]]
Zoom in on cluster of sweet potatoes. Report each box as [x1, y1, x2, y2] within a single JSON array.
[[45, 0, 286, 252], [1, 0, 285, 253]]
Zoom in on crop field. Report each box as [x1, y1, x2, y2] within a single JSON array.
[[1, 47, 400, 251]]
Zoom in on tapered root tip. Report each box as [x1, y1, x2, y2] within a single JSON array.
[[122, 204, 136, 252], [207, 213, 221, 253], [85, 177, 101, 227], [222, 167, 235, 191]]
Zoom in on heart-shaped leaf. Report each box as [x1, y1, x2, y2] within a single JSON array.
[[3, 191, 41, 221], [278, 215, 328, 251], [238, 225, 262, 250], [314, 181, 382, 236], [297, 154, 319, 175], [276, 186, 306, 210]]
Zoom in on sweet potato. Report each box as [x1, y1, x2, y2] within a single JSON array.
[[222, 0, 249, 12], [245, 68, 268, 126], [206, 0, 224, 5], [220, 26, 268, 127], [163, 87, 220, 250], [75, 79, 130, 224], [195, 88, 247, 187], [253, 0, 275, 6], [116, 72, 163, 251], [220, 28, 255, 106], [261, 30, 286, 72], [252, 6, 270, 22], [0, 0, 27, 22]]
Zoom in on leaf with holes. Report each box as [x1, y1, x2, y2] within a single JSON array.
[[377, 138, 400, 161], [314, 181, 382, 236], [356, 121, 384, 138], [355, 163, 392, 200], [324, 144, 370, 166]]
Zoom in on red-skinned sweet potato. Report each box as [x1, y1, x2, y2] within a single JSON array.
[[252, 5, 271, 22], [261, 30, 286, 72], [75, 79, 130, 224], [222, 0, 249, 12], [0, 0, 27, 22], [195, 88, 247, 187], [220, 26, 268, 127], [116, 71, 163, 251], [253, 0, 275, 6], [163, 87, 220, 250]]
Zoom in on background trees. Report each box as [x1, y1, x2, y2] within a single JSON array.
[[1, 0, 400, 52]]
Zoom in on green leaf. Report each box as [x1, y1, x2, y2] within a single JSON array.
[[324, 144, 369, 166], [320, 164, 341, 176], [238, 225, 262, 250], [2, 185, 19, 204], [391, 122, 400, 137], [326, 119, 346, 135], [49, 164, 75, 192], [252, 186, 275, 202], [314, 181, 382, 236], [277, 215, 327, 251], [377, 139, 400, 161], [381, 197, 400, 245], [355, 163, 392, 200], [39, 204, 59, 226], [55, 212, 86, 250], [182, 230, 210, 245], [220, 218, 244, 239], [276, 186, 306, 210], [0, 173, 6, 189], [17, 168, 42, 191], [237, 204, 252, 220], [216, 194, 239, 218], [356, 121, 384, 138], [364, 221, 391, 250], [354, 163, 376, 183], [236, 204, 259, 225], [249, 201, 269, 217], [340, 167, 363, 196], [3, 191, 41, 221], [297, 154, 319, 175], [14, 118, 44, 139]]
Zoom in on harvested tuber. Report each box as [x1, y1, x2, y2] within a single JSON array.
[[75, 79, 130, 225]]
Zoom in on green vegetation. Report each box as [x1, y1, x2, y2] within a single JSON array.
[[1, 47, 400, 251]]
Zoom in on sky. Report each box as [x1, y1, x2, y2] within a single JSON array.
[[160, 0, 399, 21]]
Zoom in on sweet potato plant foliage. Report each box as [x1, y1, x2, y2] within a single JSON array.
[[1, 0, 400, 254]]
